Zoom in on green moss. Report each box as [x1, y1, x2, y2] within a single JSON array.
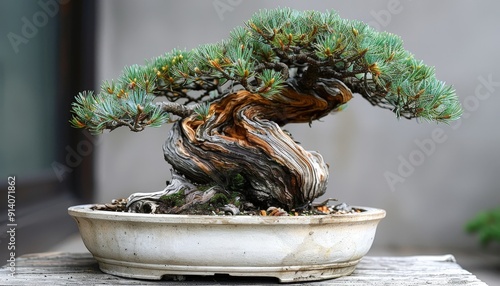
[[160, 190, 185, 207], [210, 193, 229, 206], [230, 192, 243, 207], [228, 173, 247, 192]]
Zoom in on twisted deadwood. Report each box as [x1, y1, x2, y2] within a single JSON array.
[[161, 79, 353, 210]]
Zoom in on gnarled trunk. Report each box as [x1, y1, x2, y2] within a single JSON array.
[[163, 80, 352, 210]]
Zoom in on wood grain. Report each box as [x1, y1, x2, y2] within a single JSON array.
[[163, 80, 352, 210], [0, 252, 488, 285]]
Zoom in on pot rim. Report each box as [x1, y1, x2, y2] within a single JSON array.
[[68, 204, 385, 225]]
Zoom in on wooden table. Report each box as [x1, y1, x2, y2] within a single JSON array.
[[0, 252, 488, 285]]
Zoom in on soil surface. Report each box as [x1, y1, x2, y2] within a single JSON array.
[[91, 198, 362, 216]]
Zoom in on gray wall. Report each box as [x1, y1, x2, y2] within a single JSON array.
[[95, 0, 500, 251]]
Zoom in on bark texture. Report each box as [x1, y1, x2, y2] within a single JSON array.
[[163, 80, 353, 210]]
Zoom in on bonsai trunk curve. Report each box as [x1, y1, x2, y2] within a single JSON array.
[[162, 80, 352, 210]]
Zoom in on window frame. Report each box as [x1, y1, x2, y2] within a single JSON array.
[[0, 0, 96, 258]]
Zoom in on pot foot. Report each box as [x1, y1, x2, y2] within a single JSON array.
[[95, 255, 360, 283]]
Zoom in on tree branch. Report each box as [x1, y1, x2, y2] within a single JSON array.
[[157, 102, 195, 118]]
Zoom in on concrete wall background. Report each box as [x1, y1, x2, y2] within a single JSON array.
[[95, 0, 500, 251]]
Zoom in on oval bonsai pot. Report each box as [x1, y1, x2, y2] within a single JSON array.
[[68, 204, 385, 283]]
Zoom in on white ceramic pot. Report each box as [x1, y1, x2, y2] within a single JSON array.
[[68, 205, 385, 283]]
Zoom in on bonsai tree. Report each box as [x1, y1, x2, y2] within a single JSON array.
[[70, 8, 462, 215]]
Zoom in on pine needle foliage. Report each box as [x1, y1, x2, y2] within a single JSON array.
[[70, 8, 461, 133]]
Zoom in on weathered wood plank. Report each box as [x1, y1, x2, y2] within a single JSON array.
[[0, 252, 488, 285]]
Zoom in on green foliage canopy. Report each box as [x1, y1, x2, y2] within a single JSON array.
[[70, 8, 462, 134]]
